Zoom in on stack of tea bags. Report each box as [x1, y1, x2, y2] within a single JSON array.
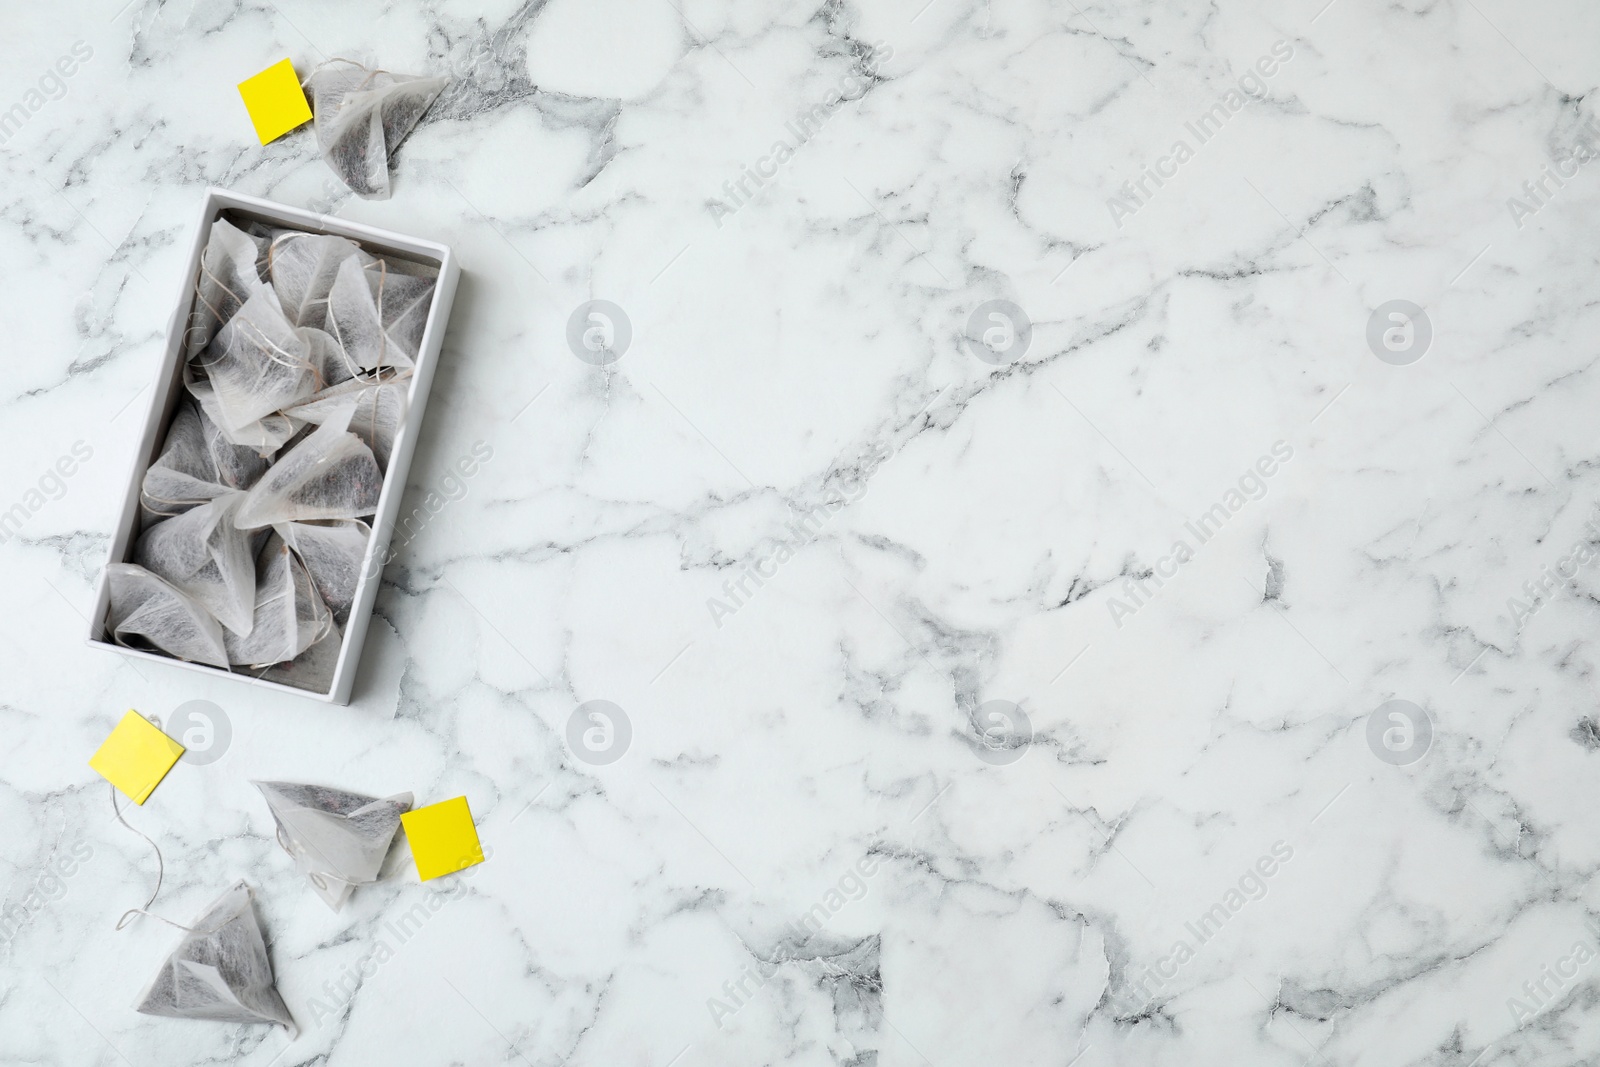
[[107, 215, 435, 692]]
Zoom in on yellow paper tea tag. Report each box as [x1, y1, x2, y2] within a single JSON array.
[[400, 796, 485, 881], [237, 58, 312, 145], [88, 710, 185, 805]]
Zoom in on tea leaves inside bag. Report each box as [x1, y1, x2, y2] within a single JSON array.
[[106, 563, 230, 668], [196, 292, 319, 433], [140, 398, 270, 522], [233, 406, 384, 529], [308, 61, 447, 200], [225, 532, 334, 668], [134, 881, 295, 1033], [274, 519, 370, 625], [254, 782, 412, 910], [134, 493, 257, 636]]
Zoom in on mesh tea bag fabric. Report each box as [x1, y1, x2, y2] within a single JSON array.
[[134, 494, 257, 636], [106, 563, 229, 668], [370, 260, 436, 363], [190, 219, 274, 353], [285, 379, 408, 472], [197, 293, 318, 433], [308, 60, 446, 200], [274, 519, 370, 625], [232, 407, 384, 529], [254, 782, 412, 910], [326, 256, 412, 374], [140, 398, 270, 521], [187, 373, 302, 458], [299, 324, 356, 390], [225, 533, 334, 668], [260, 621, 342, 694], [267, 232, 370, 331], [134, 881, 295, 1033]]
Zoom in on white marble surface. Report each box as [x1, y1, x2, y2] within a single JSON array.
[[5, 0, 1600, 1064]]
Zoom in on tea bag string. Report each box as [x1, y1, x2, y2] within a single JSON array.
[[299, 57, 395, 105], [203, 315, 316, 376], [301, 57, 394, 81], [190, 259, 250, 354], [109, 783, 196, 933], [138, 488, 212, 518]]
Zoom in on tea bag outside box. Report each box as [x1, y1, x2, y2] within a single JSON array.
[[134, 880, 296, 1033], [255, 781, 412, 910]]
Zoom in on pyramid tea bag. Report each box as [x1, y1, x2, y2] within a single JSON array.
[[326, 256, 413, 374], [135, 881, 295, 1033], [141, 398, 270, 521], [254, 782, 412, 910], [371, 259, 436, 363], [268, 231, 370, 331], [226, 532, 333, 668], [233, 406, 383, 528], [308, 60, 446, 200], [285, 379, 407, 471], [134, 494, 257, 635], [187, 373, 302, 457], [275, 519, 370, 624], [190, 219, 275, 352], [106, 563, 229, 668], [197, 293, 318, 433]]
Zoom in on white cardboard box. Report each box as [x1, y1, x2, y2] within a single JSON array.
[[88, 187, 460, 704]]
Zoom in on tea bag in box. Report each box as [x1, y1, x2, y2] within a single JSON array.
[[260, 622, 342, 693], [232, 405, 383, 529], [140, 398, 269, 521], [225, 532, 333, 668], [106, 563, 229, 668], [299, 325, 356, 390], [190, 219, 274, 352], [187, 372, 302, 458], [274, 519, 370, 624], [254, 782, 412, 910], [370, 258, 436, 363], [285, 379, 407, 471], [267, 231, 369, 332], [134, 881, 295, 1033], [134, 493, 257, 635], [197, 293, 318, 433], [326, 256, 410, 373]]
